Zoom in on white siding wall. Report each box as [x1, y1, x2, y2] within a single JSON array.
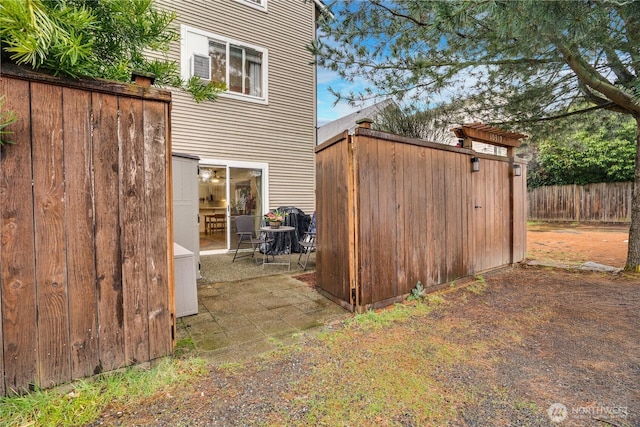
[[156, 0, 317, 214]]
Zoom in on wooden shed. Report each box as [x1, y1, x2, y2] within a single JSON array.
[[315, 123, 527, 312], [0, 65, 174, 395]]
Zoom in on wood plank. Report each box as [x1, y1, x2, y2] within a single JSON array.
[[93, 92, 125, 372], [118, 97, 150, 365], [452, 153, 465, 278], [418, 149, 441, 288], [357, 135, 375, 305], [473, 160, 487, 271], [378, 138, 397, 301], [1, 63, 171, 103], [31, 82, 71, 388], [319, 137, 350, 304], [394, 136, 407, 294], [165, 110, 175, 351], [513, 163, 526, 261], [402, 144, 419, 292], [501, 162, 510, 265], [341, 137, 352, 303], [62, 87, 99, 379], [0, 77, 38, 394], [431, 149, 445, 284], [143, 100, 171, 360], [462, 153, 472, 275], [444, 151, 457, 280]]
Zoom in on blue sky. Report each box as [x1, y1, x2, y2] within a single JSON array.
[[316, 66, 370, 126]]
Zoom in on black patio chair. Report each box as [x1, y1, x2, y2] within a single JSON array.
[[232, 215, 273, 265], [297, 211, 316, 270]]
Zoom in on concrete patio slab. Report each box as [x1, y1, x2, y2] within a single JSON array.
[[176, 257, 350, 364]]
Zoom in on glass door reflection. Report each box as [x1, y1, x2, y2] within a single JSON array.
[[228, 167, 264, 251], [199, 163, 265, 253]]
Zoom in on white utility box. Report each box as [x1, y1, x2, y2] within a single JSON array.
[[173, 243, 198, 317]]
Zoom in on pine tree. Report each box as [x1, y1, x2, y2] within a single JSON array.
[[312, 0, 640, 271]]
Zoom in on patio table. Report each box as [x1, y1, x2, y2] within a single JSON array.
[[260, 225, 295, 270]]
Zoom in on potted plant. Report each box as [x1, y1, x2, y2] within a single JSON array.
[[265, 209, 287, 228]]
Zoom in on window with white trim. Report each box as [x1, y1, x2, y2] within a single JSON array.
[[182, 25, 268, 102], [235, 0, 267, 10]]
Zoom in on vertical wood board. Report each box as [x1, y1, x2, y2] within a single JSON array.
[[0, 78, 38, 394], [62, 87, 99, 380], [143, 100, 171, 359], [118, 97, 150, 365], [93, 92, 125, 373], [31, 83, 71, 388]]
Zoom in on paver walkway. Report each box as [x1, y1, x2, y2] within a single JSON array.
[[176, 272, 349, 363]]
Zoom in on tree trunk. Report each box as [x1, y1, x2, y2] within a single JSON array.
[[624, 116, 640, 272]]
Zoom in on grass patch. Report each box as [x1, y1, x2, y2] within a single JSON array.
[[217, 361, 245, 374], [174, 336, 196, 358], [465, 275, 487, 295], [0, 357, 208, 427], [292, 325, 466, 425], [281, 299, 475, 426]]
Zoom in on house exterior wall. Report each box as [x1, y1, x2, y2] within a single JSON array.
[[156, 0, 318, 213]]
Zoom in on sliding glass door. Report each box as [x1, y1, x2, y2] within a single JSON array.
[[198, 160, 268, 255]]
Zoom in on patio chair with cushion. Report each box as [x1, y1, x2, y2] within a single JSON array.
[[232, 215, 273, 265], [297, 211, 316, 270]]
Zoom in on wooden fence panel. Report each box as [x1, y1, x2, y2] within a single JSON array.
[[316, 127, 525, 311], [1, 67, 172, 395], [396, 147, 420, 292], [472, 158, 487, 271], [93, 92, 126, 373], [460, 153, 472, 276], [63, 87, 99, 380], [0, 78, 38, 395], [394, 135, 408, 292], [417, 144, 432, 288], [31, 83, 71, 388], [501, 162, 512, 265], [356, 135, 374, 305], [513, 163, 528, 261], [315, 135, 352, 306], [528, 182, 632, 223], [119, 97, 150, 365], [144, 100, 171, 360], [431, 149, 446, 285]]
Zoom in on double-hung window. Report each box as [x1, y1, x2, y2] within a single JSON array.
[[182, 25, 268, 103]]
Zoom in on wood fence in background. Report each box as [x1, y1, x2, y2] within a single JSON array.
[[0, 65, 174, 395], [528, 182, 632, 223]]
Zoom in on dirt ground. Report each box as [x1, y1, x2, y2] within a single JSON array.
[[93, 223, 639, 426], [526, 222, 630, 268]]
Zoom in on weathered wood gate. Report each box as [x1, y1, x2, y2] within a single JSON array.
[[0, 65, 174, 395], [315, 124, 527, 311]]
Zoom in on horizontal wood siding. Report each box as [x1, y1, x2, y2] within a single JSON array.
[[528, 182, 632, 223], [316, 128, 526, 310], [0, 70, 173, 395], [156, 0, 317, 213]]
